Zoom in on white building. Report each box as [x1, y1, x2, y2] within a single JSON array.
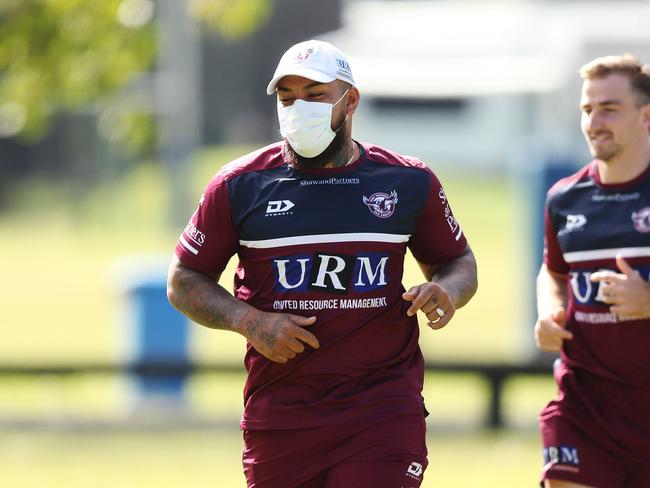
[[323, 0, 650, 170]]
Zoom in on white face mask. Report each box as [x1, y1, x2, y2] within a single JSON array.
[[277, 89, 349, 158]]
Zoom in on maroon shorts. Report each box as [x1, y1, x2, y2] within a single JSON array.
[[540, 415, 650, 487], [242, 414, 427, 488]]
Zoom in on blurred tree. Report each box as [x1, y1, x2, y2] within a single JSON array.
[[189, 0, 272, 40], [0, 0, 272, 155], [0, 0, 156, 150]]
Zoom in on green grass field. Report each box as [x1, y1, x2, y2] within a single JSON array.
[[0, 146, 553, 487], [0, 370, 553, 487], [0, 428, 543, 487]]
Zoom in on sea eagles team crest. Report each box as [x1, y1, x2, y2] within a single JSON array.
[[295, 48, 314, 63], [363, 190, 398, 218], [632, 207, 650, 233]]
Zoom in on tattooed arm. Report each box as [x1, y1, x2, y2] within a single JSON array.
[[402, 245, 478, 330], [167, 255, 319, 363]]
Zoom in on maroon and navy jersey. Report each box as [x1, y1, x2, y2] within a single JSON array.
[[175, 141, 468, 430], [542, 160, 650, 464]]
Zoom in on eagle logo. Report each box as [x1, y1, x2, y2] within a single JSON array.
[[295, 48, 314, 63], [632, 207, 650, 233], [363, 190, 398, 218]]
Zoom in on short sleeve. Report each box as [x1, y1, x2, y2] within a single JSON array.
[[174, 175, 238, 278], [408, 170, 468, 265], [543, 204, 569, 275]]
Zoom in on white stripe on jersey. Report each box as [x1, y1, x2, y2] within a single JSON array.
[[180, 235, 199, 255], [563, 246, 650, 263], [454, 226, 463, 241], [239, 232, 411, 249]]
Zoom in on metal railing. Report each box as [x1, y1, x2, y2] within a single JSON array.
[[0, 360, 552, 429]]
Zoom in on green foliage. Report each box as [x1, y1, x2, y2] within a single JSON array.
[[189, 0, 272, 40], [0, 0, 272, 152], [0, 0, 156, 145]]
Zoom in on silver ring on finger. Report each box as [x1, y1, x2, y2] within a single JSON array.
[[435, 307, 445, 318]]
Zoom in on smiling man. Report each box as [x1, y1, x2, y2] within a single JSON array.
[[535, 54, 650, 487], [166, 40, 477, 487]]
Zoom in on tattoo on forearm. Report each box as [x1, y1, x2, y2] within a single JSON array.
[[172, 266, 240, 331]]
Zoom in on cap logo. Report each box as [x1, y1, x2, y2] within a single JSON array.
[[295, 48, 314, 63], [336, 58, 353, 80], [336, 59, 351, 72]]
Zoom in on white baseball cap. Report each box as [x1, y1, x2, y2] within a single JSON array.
[[266, 40, 355, 95]]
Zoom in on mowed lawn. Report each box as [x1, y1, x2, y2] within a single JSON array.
[[0, 428, 543, 488], [0, 370, 553, 487]]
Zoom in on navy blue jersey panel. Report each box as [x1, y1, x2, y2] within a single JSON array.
[[548, 171, 650, 254], [228, 164, 297, 230], [228, 160, 430, 242]]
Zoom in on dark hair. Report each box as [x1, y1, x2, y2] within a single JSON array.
[[580, 54, 650, 106]]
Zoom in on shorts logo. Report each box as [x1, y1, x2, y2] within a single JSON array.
[[543, 445, 580, 467], [363, 190, 398, 218], [632, 207, 650, 233], [406, 461, 423, 479], [265, 200, 295, 216]]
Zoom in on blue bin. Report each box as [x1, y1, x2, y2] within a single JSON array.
[[115, 256, 190, 411]]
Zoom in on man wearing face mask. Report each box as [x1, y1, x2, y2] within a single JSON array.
[[167, 40, 477, 487]]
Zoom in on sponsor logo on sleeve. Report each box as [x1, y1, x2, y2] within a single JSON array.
[[180, 222, 206, 255], [363, 190, 398, 218], [438, 187, 463, 241]]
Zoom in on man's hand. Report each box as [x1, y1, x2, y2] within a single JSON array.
[[535, 307, 573, 352], [167, 257, 320, 364], [403, 282, 455, 330], [242, 311, 320, 363], [590, 255, 650, 320]]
